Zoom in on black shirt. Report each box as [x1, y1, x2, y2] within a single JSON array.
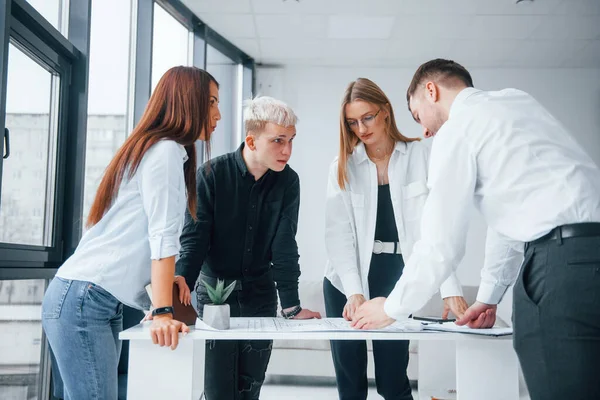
[[176, 143, 301, 308]]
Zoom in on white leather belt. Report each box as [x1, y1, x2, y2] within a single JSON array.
[[372, 240, 401, 255]]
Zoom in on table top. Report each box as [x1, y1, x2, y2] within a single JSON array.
[[120, 318, 512, 341]]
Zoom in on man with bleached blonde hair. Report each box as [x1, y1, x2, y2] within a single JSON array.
[[177, 96, 321, 400]]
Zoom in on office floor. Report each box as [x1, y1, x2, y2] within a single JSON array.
[[260, 384, 419, 399], [260, 383, 532, 400]]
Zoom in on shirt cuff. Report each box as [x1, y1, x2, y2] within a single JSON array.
[[339, 273, 363, 299], [439, 274, 464, 299], [148, 235, 180, 260], [476, 281, 509, 305], [278, 288, 300, 310], [383, 297, 411, 321]]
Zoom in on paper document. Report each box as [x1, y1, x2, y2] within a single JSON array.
[[196, 317, 424, 333], [421, 322, 512, 337]]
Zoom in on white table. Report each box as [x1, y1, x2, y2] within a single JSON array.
[[119, 319, 519, 400]]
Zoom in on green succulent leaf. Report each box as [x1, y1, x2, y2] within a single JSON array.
[[202, 279, 221, 304], [222, 281, 236, 302], [202, 278, 237, 305]]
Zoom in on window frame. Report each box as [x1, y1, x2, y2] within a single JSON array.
[[0, 0, 81, 269]]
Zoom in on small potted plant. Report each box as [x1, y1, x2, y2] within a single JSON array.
[[202, 279, 236, 330]]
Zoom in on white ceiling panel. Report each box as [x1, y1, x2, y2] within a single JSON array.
[[177, 0, 597, 68], [198, 14, 256, 38], [506, 40, 589, 67], [470, 15, 543, 39], [450, 39, 521, 67], [563, 40, 600, 67], [251, 0, 410, 15], [180, 0, 252, 14], [327, 16, 395, 39], [391, 15, 475, 39], [255, 14, 328, 38], [325, 39, 390, 59], [531, 16, 600, 40], [228, 38, 262, 58], [387, 37, 457, 65], [552, 0, 600, 15], [396, 0, 480, 15], [259, 38, 328, 59], [475, 0, 564, 15]]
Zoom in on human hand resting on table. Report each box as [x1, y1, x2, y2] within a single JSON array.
[[455, 301, 497, 329], [343, 294, 366, 321], [442, 295, 469, 319], [351, 297, 395, 330], [282, 306, 322, 319]]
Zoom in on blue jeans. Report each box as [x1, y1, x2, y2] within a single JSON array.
[[42, 277, 123, 400]]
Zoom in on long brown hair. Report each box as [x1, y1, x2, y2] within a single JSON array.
[[337, 78, 419, 190], [87, 66, 218, 227]]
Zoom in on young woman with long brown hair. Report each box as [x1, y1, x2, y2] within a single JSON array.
[[323, 78, 467, 400], [41, 66, 221, 400]]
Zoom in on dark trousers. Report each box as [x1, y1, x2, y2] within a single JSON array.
[[324, 254, 413, 400], [197, 272, 277, 400], [513, 234, 600, 400]]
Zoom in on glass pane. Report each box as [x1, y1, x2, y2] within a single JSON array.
[[0, 43, 60, 246], [207, 45, 239, 159], [24, 0, 68, 35], [151, 3, 190, 91], [0, 279, 46, 400], [242, 65, 253, 142], [82, 0, 132, 229]]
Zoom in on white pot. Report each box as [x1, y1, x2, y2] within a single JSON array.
[[203, 304, 230, 330]]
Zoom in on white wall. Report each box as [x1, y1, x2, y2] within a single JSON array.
[[256, 66, 600, 312]]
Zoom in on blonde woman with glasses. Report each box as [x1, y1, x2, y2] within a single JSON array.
[[323, 78, 467, 400]]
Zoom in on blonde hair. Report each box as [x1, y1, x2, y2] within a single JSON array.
[[244, 96, 298, 134], [338, 78, 419, 190]]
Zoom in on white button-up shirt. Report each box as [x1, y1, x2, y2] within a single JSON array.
[[324, 140, 463, 300], [384, 87, 600, 320], [57, 140, 189, 310]]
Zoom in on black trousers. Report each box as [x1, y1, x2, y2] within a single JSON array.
[[197, 272, 277, 400], [324, 254, 413, 400], [513, 234, 600, 400]]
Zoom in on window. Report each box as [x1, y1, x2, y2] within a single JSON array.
[[0, 42, 60, 246], [82, 0, 133, 228], [24, 0, 68, 35], [206, 45, 239, 158], [0, 279, 46, 400], [151, 3, 190, 92]]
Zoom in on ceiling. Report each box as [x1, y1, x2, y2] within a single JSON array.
[[180, 0, 600, 68]]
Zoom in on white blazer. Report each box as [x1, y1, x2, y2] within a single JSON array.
[[324, 140, 463, 300]]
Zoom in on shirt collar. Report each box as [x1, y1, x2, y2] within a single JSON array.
[[354, 140, 407, 164], [234, 142, 250, 176], [449, 87, 481, 120], [178, 143, 189, 162]]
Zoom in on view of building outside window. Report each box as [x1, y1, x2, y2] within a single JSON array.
[[0, 2, 251, 398]]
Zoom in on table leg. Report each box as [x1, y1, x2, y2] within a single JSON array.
[[418, 340, 457, 399], [126, 339, 205, 400], [455, 340, 519, 400]]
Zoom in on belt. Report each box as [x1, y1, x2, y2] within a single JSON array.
[[372, 240, 401, 255], [527, 223, 600, 247]]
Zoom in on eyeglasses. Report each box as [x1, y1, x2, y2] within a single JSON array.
[[346, 109, 381, 132]]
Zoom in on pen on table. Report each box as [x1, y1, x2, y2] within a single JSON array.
[[411, 316, 456, 324]]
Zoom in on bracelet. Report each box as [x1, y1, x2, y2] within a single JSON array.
[[152, 306, 174, 317], [281, 305, 302, 319]]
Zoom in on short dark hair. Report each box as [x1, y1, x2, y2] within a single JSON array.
[[406, 59, 474, 109]]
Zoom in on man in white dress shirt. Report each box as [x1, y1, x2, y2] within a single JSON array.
[[352, 58, 600, 400]]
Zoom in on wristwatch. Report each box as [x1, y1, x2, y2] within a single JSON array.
[[281, 305, 302, 319], [152, 306, 175, 317]]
